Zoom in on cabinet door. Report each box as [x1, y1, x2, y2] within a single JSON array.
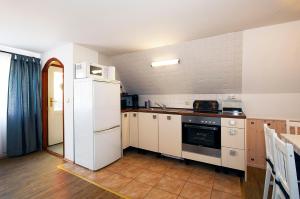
[[138, 113, 159, 152], [129, 112, 139, 148], [158, 114, 182, 157], [121, 113, 129, 149]]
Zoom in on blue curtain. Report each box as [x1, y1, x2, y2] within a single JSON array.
[[7, 54, 42, 157]]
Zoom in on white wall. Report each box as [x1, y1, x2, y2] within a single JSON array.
[[111, 32, 243, 94], [42, 43, 99, 161], [113, 20, 300, 120], [74, 44, 99, 64], [242, 20, 300, 120], [242, 20, 300, 94], [99, 53, 112, 65], [42, 43, 74, 160]]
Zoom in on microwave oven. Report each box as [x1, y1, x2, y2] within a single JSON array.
[[75, 62, 115, 80], [121, 94, 139, 109]]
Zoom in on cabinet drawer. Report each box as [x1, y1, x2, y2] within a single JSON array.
[[221, 118, 245, 129], [221, 127, 245, 149], [222, 147, 245, 171]]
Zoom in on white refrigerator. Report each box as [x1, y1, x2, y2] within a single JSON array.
[[74, 78, 121, 170]]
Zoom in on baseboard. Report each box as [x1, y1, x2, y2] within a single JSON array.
[[0, 153, 7, 159]]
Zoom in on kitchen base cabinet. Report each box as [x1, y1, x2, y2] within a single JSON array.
[[129, 112, 139, 148], [138, 113, 159, 152], [222, 147, 245, 171], [221, 118, 246, 171], [158, 114, 182, 157], [121, 113, 129, 149]]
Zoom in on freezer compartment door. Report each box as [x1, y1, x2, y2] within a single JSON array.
[[93, 81, 121, 131], [93, 126, 121, 170]]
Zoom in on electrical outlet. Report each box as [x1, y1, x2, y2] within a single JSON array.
[[229, 94, 237, 100]]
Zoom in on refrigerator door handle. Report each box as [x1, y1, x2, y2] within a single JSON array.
[[94, 125, 120, 133]]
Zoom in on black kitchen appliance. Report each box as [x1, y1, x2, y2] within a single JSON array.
[[182, 116, 221, 157], [193, 100, 219, 113], [121, 94, 139, 109]]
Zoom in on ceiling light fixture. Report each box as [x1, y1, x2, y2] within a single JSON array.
[[151, 59, 180, 67]]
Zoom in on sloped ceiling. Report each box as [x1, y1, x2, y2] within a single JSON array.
[[112, 32, 242, 94]]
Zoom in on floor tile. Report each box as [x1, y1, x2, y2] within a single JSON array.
[[144, 188, 178, 199], [135, 170, 163, 186], [119, 180, 152, 199], [192, 165, 216, 176], [98, 173, 132, 191], [106, 161, 129, 174], [170, 162, 194, 172], [118, 165, 146, 179], [69, 164, 93, 176], [180, 182, 212, 199], [132, 158, 155, 168], [187, 172, 215, 188], [86, 169, 114, 182], [165, 167, 191, 181], [148, 162, 170, 174], [155, 176, 185, 195], [211, 190, 242, 199], [213, 173, 242, 196]]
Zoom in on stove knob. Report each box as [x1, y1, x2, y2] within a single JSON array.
[[212, 121, 216, 124], [204, 121, 208, 124], [208, 121, 212, 124], [189, 119, 192, 122]]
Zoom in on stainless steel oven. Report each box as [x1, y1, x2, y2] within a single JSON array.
[[182, 116, 221, 158]]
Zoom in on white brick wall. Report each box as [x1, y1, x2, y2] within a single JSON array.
[[111, 32, 242, 95], [139, 94, 241, 109]]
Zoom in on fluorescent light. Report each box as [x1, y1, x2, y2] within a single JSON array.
[[151, 59, 180, 67]]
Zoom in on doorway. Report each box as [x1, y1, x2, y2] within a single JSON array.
[[42, 58, 64, 157]]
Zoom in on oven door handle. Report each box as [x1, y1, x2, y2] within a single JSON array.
[[183, 124, 217, 131]]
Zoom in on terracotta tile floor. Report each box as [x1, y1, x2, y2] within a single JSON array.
[[59, 150, 243, 199]]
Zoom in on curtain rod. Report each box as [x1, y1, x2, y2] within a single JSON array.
[[0, 50, 40, 59]]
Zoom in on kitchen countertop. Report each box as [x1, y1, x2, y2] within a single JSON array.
[[121, 107, 246, 119]]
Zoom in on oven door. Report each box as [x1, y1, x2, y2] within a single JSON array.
[[182, 123, 221, 157]]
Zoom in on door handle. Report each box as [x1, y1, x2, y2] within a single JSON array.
[[49, 97, 57, 107]]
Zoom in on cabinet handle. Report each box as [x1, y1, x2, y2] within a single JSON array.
[[124, 114, 127, 118], [133, 113, 136, 117], [229, 150, 237, 156], [167, 116, 171, 120], [229, 120, 236, 126], [153, 115, 157, 119], [251, 158, 254, 161], [229, 128, 237, 136], [251, 121, 255, 125]]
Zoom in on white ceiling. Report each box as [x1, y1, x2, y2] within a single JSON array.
[[1, 0, 300, 55]]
